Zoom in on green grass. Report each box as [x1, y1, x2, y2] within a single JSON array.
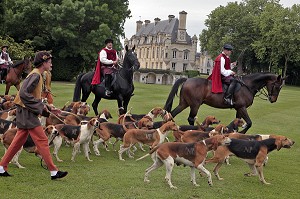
[[0, 82, 300, 199]]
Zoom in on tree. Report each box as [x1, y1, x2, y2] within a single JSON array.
[[0, 36, 34, 60], [198, 0, 300, 74], [253, 4, 300, 76], [1, 0, 131, 80]]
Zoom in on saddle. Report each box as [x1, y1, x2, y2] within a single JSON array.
[[222, 81, 241, 95]]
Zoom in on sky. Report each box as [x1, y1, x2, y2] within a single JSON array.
[[123, 0, 298, 47]]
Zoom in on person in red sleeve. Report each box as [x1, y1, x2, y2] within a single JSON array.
[[91, 38, 119, 96], [208, 44, 237, 105]]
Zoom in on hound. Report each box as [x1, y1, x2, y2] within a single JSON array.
[[138, 135, 231, 189], [0, 109, 16, 121], [54, 118, 99, 162], [179, 115, 220, 131], [93, 116, 153, 155], [205, 135, 295, 184], [118, 120, 178, 161], [117, 107, 166, 123]]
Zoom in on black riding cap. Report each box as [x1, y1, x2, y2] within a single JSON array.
[[105, 38, 113, 44], [33, 51, 52, 67], [224, 44, 233, 51]]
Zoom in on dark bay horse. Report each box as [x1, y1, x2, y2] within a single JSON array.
[[73, 45, 140, 116], [164, 73, 285, 133], [2, 58, 32, 95]]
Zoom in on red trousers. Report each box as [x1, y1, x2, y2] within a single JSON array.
[[0, 126, 57, 171]]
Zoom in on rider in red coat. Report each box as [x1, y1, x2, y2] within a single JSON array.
[[208, 44, 237, 105], [91, 38, 119, 96]]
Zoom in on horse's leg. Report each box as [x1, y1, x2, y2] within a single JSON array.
[[117, 97, 125, 115], [92, 96, 101, 116], [5, 83, 12, 95], [187, 103, 201, 125], [122, 96, 131, 115], [236, 107, 252, 134], [81, 83, 91, 102]]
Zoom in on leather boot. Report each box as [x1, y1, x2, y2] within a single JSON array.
[[224, 79, 237, 105], [105, 74, 112, 96]]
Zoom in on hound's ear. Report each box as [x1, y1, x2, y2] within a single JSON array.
[[125, 45, 129, 51], [275, 138, 283, 151], [277, 75, 282, 82], [132, 45, 135, 51], [137, 120, 143, 129], [108, 112, 113, 119]]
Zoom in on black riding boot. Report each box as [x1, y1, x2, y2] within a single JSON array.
[[105, 74, 112, 96], [224, 79, 238, 105]]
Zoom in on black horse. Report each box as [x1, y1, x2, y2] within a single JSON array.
[[164, 73, 286, 134], [73, 45, 140, 116]]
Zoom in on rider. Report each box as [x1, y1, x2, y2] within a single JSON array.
[[0, 45, 13, 83], [208, 44, 237, 105], [91, 38, 119, 96]]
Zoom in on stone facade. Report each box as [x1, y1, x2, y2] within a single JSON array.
[[125, 11, 213, 84]]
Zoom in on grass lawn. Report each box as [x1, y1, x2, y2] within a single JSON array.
[[0, 81, 299, 199]]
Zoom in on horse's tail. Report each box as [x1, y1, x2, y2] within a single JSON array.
[[164, 78, 187, 112], [73, 73, 85, 102]]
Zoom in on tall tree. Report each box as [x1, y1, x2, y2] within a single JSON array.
[[253, 4, 300, 76], [1, 0, 131, 80]]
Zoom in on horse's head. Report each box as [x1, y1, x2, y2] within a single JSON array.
[[124, 45, 140, 71], [23, 58, 32, 74], [266, 75, 286, 103]]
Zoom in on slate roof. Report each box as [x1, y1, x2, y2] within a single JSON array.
[[135, 18, 192, 44]]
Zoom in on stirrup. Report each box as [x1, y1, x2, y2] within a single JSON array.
[[224, 98, 234, 106], [105, 90, 112, 96]]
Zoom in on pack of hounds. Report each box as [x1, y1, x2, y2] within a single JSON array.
[[0, 94, 295, 188]]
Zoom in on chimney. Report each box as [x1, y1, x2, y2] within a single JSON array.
[[154, 17, 160, 25], [168, 15, 175, 22], [179, 11, 187, 30], [136, 20, 143, 33], [144, 20, 150, 26]]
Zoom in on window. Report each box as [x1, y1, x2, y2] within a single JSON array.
[[160, 62, 163, 69], [165, 52, 168, 58], [146, 62, 148, 68], [151, 62, 154, 69], [156, 47, 159, 59], [156, 62, 158, 69], [207, 69, 210, 74], [183, 63, 187, 71], [146, 48, 149, 58], [184, 51, 188, 60], [172, 50, 177, 58], [139, 49, 141, 58], [152, 48, 155, 58], [172, 63, 176, 71], [161, 49, 164, 59]]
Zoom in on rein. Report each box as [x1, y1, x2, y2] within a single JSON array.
[[236, 76, 270, 101]]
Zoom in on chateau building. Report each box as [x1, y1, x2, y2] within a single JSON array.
[[125, 11, 213, 84]]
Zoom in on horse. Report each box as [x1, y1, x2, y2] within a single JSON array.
[[164, 73, 285, 134], [73, 45, 140, 116], [2, 58, 32, 95]]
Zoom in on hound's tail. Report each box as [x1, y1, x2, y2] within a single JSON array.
[[136, 144, 161, 161]]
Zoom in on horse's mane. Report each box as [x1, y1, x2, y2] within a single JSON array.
[[11, 60, 25, 68], [242, 72, 277, 81]]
